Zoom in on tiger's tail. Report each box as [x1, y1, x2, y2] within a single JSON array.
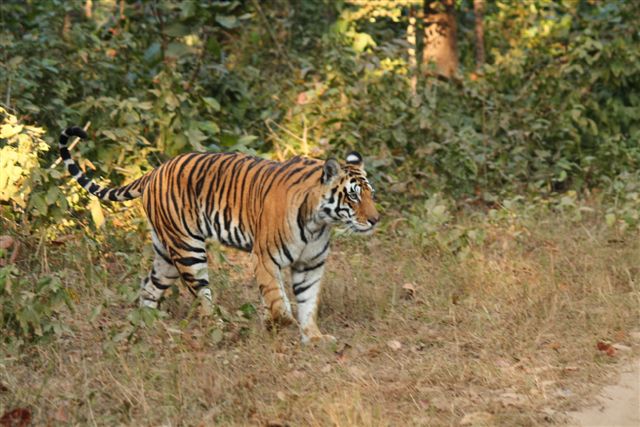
[[59, 127, 149, 202]]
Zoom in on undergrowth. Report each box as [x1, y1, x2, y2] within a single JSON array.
[[0, 202, 637, 426]]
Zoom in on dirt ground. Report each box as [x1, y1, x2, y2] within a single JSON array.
[[568, 359, 640, 427], [1, 213, 639, 425]]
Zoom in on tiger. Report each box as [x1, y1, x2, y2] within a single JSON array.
[[59, 127, 379, 343]]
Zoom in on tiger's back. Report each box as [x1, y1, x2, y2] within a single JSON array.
[[143, 152, 328, 256]]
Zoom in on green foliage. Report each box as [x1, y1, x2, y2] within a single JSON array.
[[0, 264, 72, 344], [0, 107, 79, 225], [281, 0, 640, 228], [0, 0, 638, 231], [0, 108, 49, 208]]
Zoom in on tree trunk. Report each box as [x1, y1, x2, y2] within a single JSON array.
[[474, 0, 485, 70], [422, 0, 458, 79], [85, 0, 92, 19], [407, 5, 418, 94]]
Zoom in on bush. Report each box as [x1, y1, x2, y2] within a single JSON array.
[[0, 264, 72, 345]]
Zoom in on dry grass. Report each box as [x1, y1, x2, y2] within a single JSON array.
[[1, 209, 639, 426]]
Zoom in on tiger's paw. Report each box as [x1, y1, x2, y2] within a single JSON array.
[[198, 302, 215, 318], [265, 311, 296, 331], [197, 288, 215, 318], [302, 333, 337, 346]]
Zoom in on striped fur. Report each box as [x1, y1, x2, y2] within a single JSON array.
[[60, 127, 379, 343]]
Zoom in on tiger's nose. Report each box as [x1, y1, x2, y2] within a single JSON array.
[[368, 215, 380, 226]]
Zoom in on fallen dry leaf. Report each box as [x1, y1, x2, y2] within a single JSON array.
[[387, 340, 402, 351], [548, 342, 561, 351], [50, 234, 74, 246], [52, 405, 69, 423], [498, 391, 527, 407], [0, 408, 32, 427], [541, 407, 557, 422], [460, 411, 494, 426], [276, 391, 286, 402], [296, 92, 308, 105], [348, 366, 366, 378], [288, 369, 305, 380], [402, 282, 416, 299], [596, 341, 617, 357], [0, 236, 19, 266], [614, 330, 627, 342], [430, 396, 451, 412], [612, 343, 631, 352], [554, 388, 573, 398], [335, 343, 351, 363], [0, 236, 14, 250]]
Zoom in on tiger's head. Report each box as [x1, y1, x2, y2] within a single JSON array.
[[318, 152, 380, 234]]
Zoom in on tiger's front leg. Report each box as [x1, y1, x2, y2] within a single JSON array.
[[253, 256, 295, 327], [292, 260, 335, 344]]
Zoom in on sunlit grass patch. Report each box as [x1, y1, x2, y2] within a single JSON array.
[[0, 205, 638, 425]]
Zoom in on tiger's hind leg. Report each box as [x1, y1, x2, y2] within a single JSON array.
[[168, 240, 215, 317], [139, 232, 180, 308]]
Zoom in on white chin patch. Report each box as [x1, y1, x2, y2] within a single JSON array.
[[346, 153, 361, 164]]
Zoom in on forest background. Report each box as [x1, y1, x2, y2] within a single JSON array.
[[0, 1, 639, 426]]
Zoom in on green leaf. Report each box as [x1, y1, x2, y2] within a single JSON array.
[[206, 37, 221, 57], [166, 42, 192, 58], [239, 302, 257, 319], [45, 186, 60, 205], [210, 328, 223, 344], [180, 1, 197, 19], [29, 193, 48, 216], [203, 97, 221, 112], [605, 213, 616, 227], [101, 130, 118, 141], [143, 42, 162, 64], [164, 23, 190, 37], [89, 305, 103, 323], [198, 121, 220, 135], [216, 15, 238, 29], [353, 32, 376, 52]]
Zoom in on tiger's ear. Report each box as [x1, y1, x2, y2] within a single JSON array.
[[345, 151, 364, 169], [322, 158, 341, 184]]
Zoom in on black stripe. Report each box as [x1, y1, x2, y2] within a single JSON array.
[[310, 240, 330, 261], [173, 240, 206, 253], [60, 146, 70, 159], [150, 276, 171, 290], [296, 194, 309, 244], [293, 260, 324, 273], [193, 279, 209, 290], [294, 165, 322, 185], [267, 248, 281, 268], [293, 278, 320, 296], [108, 190, 119, 201], [203, 216, 213, 238], [175, 256, 207, 266], [153, 243, 173, 264], [281, 243, 293, 264], [213, 211, 221, 237]]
